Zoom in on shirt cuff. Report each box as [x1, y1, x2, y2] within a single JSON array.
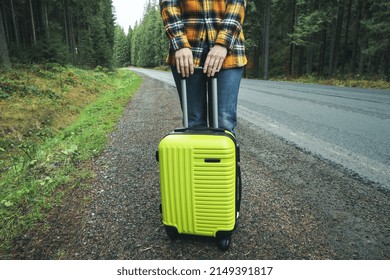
[[171, 35, 192, 51], [215, 30, 236, 51]]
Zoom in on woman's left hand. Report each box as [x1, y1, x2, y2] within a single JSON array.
[[203, 45, 227, 77]]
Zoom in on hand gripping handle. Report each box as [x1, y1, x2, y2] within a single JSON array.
[[181, 67, 218, 128]]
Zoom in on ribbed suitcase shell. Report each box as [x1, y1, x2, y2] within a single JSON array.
[[159, 131, 237, 237]]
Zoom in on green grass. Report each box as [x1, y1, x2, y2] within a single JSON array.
[[0, 65, 142, 255]]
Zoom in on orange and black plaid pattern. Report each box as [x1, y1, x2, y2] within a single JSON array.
[[160, 0, 247, 69]]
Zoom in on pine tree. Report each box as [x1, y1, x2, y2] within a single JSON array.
[[0, 0, 116, 67], [360, 0, 390, 76], [113, 25, 129, 67], [0, 7, 10, 65], [129, 1, 167, 68]]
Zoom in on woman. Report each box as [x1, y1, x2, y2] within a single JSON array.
[[160, 0, 247, 134]]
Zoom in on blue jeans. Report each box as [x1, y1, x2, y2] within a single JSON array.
[[172, 67, 244, 135]]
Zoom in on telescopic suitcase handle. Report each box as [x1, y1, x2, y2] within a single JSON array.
[[181, 67, 218, 128]]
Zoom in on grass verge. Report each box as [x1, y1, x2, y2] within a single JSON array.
[[272, 74, 390, 89], [0, 65, 142, 255]]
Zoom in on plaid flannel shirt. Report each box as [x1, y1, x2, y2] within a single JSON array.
[[160, 0, 247, 69]]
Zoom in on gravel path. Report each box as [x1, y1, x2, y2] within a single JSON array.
[[11, 74, 390, 259]]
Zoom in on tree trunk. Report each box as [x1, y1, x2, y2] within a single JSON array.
[[10, 0, 20, 47], [298, 45, 304, 76], [288, 0, 296, 75], [1, 3, 10, 42], [42, 0, 50, 39], [307, 44, 314, 75], [328, 18, 337, 75], [63, 0, 69, 48], [263, 0, 271, 80], [342, 0, 353, 73], [0, 8, 10, 65], [29, 0, 37, 44], [69, 12, 77, 62], [358, 37, 368, 75], [384, 45, 390, 81], [327, 0, 346, 76], [350, 0, 363, 75], [332, 0, 345, 75], [318, 28, 327, 76]]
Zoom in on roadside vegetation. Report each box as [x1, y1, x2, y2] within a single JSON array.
[[0, 64, 141, 254], [271, 74, 390, 89]]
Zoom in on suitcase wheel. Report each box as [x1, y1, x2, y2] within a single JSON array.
[[218, 237, 231, 251], [165, 226, 179, 240]]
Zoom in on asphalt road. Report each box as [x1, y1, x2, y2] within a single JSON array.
[[130, 68, 390, 190]]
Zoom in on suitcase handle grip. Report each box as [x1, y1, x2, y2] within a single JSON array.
[[180, 67, 219, 128], [180, 67, 219, 79]]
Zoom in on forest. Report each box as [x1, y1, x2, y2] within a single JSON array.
[[0, 0, 389, 80], [0, 0, 115, 67]]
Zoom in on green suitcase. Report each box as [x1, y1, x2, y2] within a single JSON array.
[[157, 74, 241, 250]]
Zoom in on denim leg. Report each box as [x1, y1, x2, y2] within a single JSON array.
[[171, 66, 243, 134], [214, 67, 244, 134], [171, 67, 208, 128]]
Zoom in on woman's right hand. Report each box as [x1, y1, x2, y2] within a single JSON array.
[[175, 48, 194, 78]]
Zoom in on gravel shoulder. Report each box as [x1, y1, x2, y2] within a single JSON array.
[[10, 74, 390, 259]]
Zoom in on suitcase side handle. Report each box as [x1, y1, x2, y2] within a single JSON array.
[[180, 67, 219, 129]]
